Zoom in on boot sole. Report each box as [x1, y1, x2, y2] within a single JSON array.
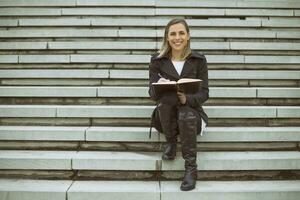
[[180, 185, 195, 191], [162, 155, 176, 160]]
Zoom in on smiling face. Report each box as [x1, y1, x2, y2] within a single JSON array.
[[167, 23, 190, 53]]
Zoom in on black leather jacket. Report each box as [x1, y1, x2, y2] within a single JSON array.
[[148, 50, 209, 124]]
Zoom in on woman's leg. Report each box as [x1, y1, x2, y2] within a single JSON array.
[[177, 105, 201, 191], [157, 102, 178, 160]]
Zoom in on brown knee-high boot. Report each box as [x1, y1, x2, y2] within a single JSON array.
[[178, 105, 198, 191], [158, 103, 178, 160]]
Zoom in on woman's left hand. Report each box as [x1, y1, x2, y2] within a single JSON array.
[[177, 92, 187, 105]]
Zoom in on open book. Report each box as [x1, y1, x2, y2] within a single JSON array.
[[151, 78, 202, 96]]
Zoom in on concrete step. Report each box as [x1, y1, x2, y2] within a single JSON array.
[[88, 0, 300, 9], [0, 19, 18, 27], [1, 179, 299, 200], [61, 8, 156, 16], [2, 28, 300, 39], [0, 126, 86, 141], [0, 7, 297, 17], [0, 0, 77, 7], [160, 181, 300, 200], [2, 17, 300, 28], [1, 41, 300, 50], [6, 18, 263, 27], [157, 0, 300, 9], [2, 97, 299, 107], [0, 7, 156, 16], [0, 105, 299, 118], [1, 0, 299, 8], [262, 18, 300, 28], [0, 86, 299, 98], [0, 150, 75, 170], [0, 179, 72, 200], [1, 79, 298, 88], [1, 126, 299, 142], [0, 69, 110, 78], [0, 126, 298, 152], [156, 8, 294, 17], [1, 69, 300, 80], [110, 69, 300, 79], [1, 150, 300, 171], [85, 126, 300, 142], [3, 17, 300, 29], [229, 42, 300, 50]]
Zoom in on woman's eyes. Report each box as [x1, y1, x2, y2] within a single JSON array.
[[170, 32, 186, 36]]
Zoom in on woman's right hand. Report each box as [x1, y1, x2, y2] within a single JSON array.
[[157, 77, 170, 83]]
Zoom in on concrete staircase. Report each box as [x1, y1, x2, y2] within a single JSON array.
[[0, 0, 300, 199]]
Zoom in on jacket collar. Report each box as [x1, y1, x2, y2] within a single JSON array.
[[153, 51, 204, 80]]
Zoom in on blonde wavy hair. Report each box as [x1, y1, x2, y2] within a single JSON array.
[[158, 18, 191, 60]]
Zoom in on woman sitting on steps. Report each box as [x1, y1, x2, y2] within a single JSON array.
[[148, 18, 209, 191]]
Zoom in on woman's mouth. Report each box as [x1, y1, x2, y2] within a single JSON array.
[[174, 42, 182, 46]]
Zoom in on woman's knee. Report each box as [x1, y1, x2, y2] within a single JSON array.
[[177, 106, 202, 133], [177, 106, 198, 122]]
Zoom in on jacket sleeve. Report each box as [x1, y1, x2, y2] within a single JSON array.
[[186, 57, 209, 107], [148, 56, 160, 101]]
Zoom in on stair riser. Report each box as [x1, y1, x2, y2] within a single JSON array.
[[1, 79, 300, 87], [1, 63, 300, 70], [0, 141, 298, 151], [1, 118, 300, 127], [1, 170, 300, 181], [1, 98, 300, 106]]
